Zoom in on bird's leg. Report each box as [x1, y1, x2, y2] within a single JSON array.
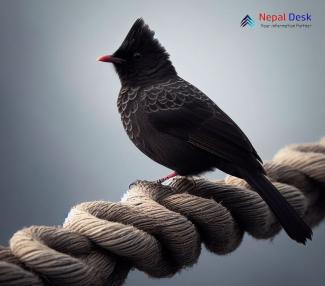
[[156, 172, 177, 184]]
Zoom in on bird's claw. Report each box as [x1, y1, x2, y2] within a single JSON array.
[[129, 179, 167, 189], [155, 178, 165, 185]]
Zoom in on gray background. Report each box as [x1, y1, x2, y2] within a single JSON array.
[[0, 0, 324, 285]]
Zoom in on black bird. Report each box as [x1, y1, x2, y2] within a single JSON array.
[[98, 18, 312, 244]]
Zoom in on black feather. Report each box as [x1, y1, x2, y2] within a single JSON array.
[[111, 19, 313, 244], [243, 172, 312, 244], [112, 18, 176, 85]]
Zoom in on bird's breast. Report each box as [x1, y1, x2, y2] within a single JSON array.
[[117, 86, 144, 145]]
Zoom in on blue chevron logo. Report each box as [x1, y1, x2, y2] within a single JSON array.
[[241, 15, 255, 27]]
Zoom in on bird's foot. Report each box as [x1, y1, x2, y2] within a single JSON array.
[[156, 172, 177, 184], [129, 172, 177, 189]]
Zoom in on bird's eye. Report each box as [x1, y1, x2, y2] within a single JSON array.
[[133, 52, 142, 59]]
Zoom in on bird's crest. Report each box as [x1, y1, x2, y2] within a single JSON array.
[[115, 18, 167, 57]]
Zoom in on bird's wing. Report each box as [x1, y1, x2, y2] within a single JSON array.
[[143, 78, 262, 167]]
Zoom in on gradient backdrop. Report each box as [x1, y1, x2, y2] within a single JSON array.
[[0, 0, 324, 285]]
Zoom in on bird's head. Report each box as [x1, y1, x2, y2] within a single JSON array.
[[97, 18, 176, 86]]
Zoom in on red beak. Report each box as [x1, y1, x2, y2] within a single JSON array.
[[97, 55, 125, 64]]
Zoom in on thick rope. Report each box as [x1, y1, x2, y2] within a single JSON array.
[[1, 137, 325, 286]]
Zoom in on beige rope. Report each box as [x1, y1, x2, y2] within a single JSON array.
[[1, 137, 325, 286]]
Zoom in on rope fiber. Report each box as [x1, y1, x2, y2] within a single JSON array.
[[1, 137, 325, 285]]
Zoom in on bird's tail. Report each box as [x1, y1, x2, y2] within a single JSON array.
[[242, 171, 312, 244]]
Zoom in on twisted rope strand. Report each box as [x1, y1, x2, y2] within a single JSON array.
[[1, 137, 325, 286]]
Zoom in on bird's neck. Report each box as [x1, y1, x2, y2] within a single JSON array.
[[119, 62, 177, 88]]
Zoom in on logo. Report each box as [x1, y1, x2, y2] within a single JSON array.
[[241, 15, 255, 27], [240, 13, 312, 29]]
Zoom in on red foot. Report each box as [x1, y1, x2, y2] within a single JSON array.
[[156, 172, 177, 184]]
